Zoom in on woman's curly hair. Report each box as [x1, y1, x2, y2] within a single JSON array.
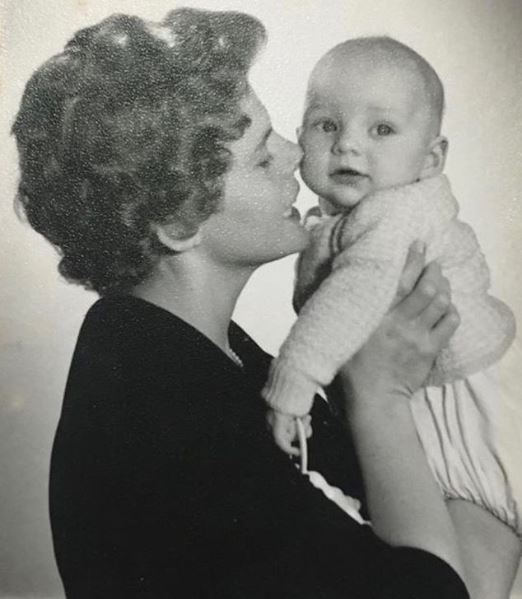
[[12, 8, 266, 295]]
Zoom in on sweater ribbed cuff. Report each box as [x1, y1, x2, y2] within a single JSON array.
[[262, 360, 319, 417]]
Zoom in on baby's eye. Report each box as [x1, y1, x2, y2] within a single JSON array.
[[372, 123, 395, 137], [314, 119, 337, 133]]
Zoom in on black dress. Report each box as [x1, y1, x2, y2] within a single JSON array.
[[50, 296, 468, 598]]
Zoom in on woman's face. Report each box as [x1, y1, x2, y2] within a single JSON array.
[[198, 90, 309, 268]]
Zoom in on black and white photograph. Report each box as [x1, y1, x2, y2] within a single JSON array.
[[1, 0, 521, 597]]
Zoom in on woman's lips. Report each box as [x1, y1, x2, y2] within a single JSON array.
[[330, 169, 368, 185], [283, 206, 301, 220]]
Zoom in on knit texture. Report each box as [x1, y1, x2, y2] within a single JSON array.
[[262, 175, 516, 417]]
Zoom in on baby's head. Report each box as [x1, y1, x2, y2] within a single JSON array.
[[299, 37, 447, 212]]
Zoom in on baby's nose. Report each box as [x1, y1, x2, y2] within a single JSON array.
[[333, 129, 361, 155]]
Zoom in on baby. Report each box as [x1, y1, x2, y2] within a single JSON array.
[[263, 37, 522, 537]]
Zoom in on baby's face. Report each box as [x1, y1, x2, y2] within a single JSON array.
[[299, 57, 436, 211]]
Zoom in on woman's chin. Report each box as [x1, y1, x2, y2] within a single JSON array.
[[275, 225, 311, 260], [248, 231, 310, 266]]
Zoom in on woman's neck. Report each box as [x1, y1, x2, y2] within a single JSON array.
[[132, 254, 253, 352]]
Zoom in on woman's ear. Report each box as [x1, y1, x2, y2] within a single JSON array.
[[419, 135, 448, 179], [154, 222, 202, 253]]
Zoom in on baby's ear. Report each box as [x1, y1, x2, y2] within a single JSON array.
[[420, 136, 448, 179], [154, 222, 202, 253]]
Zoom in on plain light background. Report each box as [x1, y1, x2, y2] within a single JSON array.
[[1, 0, 521, 596]]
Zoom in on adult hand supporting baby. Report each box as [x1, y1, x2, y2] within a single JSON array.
[[335, 240, 464, 579], [339, 240, 459, 410]]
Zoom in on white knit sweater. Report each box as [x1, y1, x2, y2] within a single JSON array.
[[263, 175, 516, 417]]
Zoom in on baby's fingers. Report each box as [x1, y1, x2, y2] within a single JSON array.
[[276, 435, 300, 457], [273, 422, 300, 457]]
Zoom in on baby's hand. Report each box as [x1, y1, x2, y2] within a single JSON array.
[[266, 410, 312, 457]]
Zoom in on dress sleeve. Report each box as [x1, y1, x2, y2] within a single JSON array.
[[374, 546, 470, 599], [56, 299, 468, 598], [227, 523, 470, 599], [116, 377, 468, 599]]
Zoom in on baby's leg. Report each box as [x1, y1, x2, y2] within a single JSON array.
[[411, 341, 522, 597]]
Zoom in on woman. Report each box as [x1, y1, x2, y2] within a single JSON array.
[[11, 8, 493, 598]]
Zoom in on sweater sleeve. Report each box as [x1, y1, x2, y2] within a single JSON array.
[[427, 219, 516, 384], [263, 190, 423, 417]]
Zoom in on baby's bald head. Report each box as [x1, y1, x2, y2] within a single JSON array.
[[307, 36, 445, 137], [299, 37, 448, 209]]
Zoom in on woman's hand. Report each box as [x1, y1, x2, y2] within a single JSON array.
[[339, 241, 460, 412], [334, 242, 465, 578]]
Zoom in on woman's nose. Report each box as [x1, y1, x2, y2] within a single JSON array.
[[277, 136, 303, 171], [288, 140, 303, 171]]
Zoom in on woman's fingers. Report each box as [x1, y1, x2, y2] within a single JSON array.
[[430, 306, 460, 351], [394, 241, 426, 304], [396, 262, 446, 320], [418, 289, 451, 329], [341, 252, 459, 407]]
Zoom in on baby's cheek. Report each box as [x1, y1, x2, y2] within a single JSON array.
[[301, 149, 322, 176], [300, 157, 321, 190]]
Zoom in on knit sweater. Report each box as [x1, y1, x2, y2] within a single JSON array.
[[263, 175, 516, 417]]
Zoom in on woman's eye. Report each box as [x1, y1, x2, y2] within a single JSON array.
[[258, 155, 273, 169], [373, 123, 394, 137]]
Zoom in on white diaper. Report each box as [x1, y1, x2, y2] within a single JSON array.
[[411, 339, 522, 535]]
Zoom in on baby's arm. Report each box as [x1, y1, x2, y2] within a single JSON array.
[[263, 193, 422, 417], [292, 212, 337, 313]]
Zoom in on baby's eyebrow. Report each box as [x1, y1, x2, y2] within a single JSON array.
[[303, 104, 330, 119], [305, 101, 326, 112]]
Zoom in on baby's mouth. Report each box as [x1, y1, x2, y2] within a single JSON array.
[[330, 168, 368, 184]]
